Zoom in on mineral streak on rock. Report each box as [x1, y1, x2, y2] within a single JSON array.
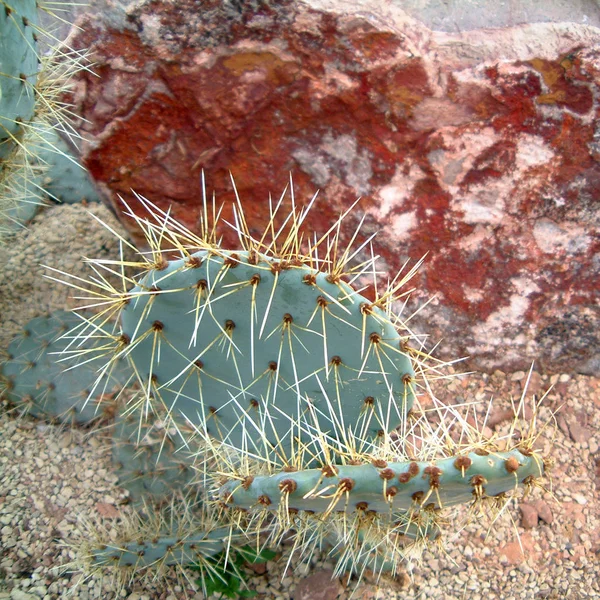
[[66, 0, 600, 374]]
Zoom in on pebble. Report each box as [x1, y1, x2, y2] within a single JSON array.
[[293, 570, 342, 600], [534, 499, 554, 525], [10, 592, 36, 600], [520, 503, 539, 529]]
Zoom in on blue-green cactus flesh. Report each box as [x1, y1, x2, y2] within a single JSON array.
[[0, 0, 39, 161], [112, 408, 198, 504], [34, 127, 101, 204], [91, 527, 232, 568], [1, 311, 131, 424], [119, 248, 416, 466], [219, 449, 543, 513]]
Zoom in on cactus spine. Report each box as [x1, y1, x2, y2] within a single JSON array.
[[0, 1, 91, 235]]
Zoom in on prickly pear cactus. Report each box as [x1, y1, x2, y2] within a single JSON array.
[[219, 449, 543, 514], [51, 181, 550, 585], [0, 1, 91, 235]]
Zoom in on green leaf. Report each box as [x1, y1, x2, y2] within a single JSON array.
[[193, 545, 276, 599]]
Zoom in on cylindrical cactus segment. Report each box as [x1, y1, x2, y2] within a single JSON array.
[[78, 488, 248, 576], [219, 449, 543, 513], [91, 527, 232, 568], [119, 248, 416, 465]]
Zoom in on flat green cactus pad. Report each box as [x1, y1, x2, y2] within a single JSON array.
[[120, 248, 416, 465], [1, 311, 132, 424], [0, 0, 39, 160], [34, 127, 100, 204]]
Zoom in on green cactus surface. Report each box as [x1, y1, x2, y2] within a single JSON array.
[[119, 246, 417, 466], [1, 311, 132, 424], [34, 126, 100, 204], [0, 0, 39, 161], [113, 407, 198, 504], [1, 2, 92, 237], [219, 449, 543, 513], [78, 495, 257, 595], [91, 527, 232, 568]]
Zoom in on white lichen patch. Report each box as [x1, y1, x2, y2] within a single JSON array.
[[375, 162, 426, 218], [515, 134, 555, 169], [533, 218, 592, 255]]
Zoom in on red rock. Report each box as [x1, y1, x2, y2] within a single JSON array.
[[519, 502, 539, 529], [65, 1, 600, 375], [533, 499, 554, 525], [568, 422, 592, 444], [247, 561, 267, 575], [499, 531, 538, 565], [556, 414, 571, 439], [95, 502, 119, 518], [294, 569, 343, 600], [522, 370, 543, 395], [487, 407, 515, 429]]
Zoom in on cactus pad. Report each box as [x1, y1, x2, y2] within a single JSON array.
[[1, 311, 131, 424], [119, 246, 417, 465], [0, 0, 39, 161], [112, 407, 198, 504], [219, 449, 543, 514]]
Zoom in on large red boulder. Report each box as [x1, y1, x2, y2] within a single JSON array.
[[67, 0, 599, 374]]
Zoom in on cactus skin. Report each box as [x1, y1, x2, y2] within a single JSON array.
[[0, 0, 39, 161], [2, 125, 102, 230], [1, 3, 92, 236], [91, 527, 232, 568], [219, 449, 542, 513], [78, 494, 257, 595], [34, 127, 100, 204], [120, 248, 416, 465], [113, 408, 197, 504], [1, 311, 131, 424]]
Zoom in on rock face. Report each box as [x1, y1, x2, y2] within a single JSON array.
[[67, 0, 599, 375]]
